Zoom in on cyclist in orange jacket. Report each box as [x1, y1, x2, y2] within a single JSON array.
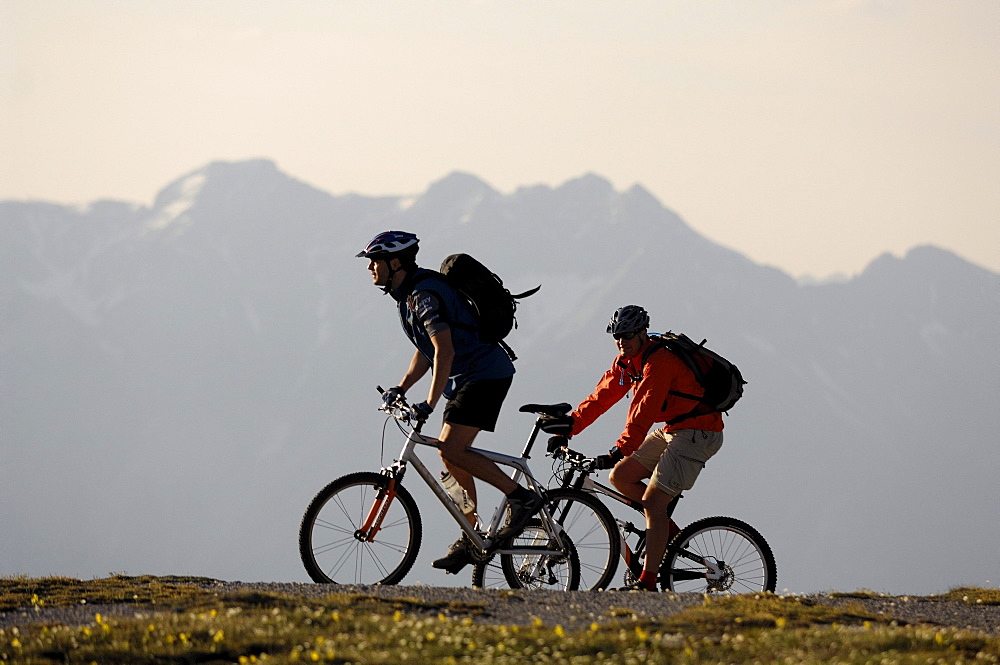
[[544, 305, 724, 591]]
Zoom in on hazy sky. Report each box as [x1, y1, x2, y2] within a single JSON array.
[[2, 1, 997, 278]]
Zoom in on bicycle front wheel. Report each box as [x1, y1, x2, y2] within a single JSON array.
[[299, 471, 422, 585], [659, 516, 776, 594], [545, 488, 620, 591]]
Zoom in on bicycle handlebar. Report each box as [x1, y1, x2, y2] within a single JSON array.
[[374, 386, 598, 469], [550, 444, 598, 473], [375, 385, 426, 427]]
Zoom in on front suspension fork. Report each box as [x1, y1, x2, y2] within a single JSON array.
[[355, 474, 398, 542]]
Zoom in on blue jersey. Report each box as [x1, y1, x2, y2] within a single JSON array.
[[392, 269, 515, 395]]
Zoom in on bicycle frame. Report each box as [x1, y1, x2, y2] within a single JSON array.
[[360, 404, 569, 561], [552, 448, 728, 584]]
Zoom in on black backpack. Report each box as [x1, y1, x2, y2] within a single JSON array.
[[415, 254, 540, 360], [642, 332, 746, 424]]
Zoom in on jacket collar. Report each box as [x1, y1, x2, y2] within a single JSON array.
[[389, 267, 423, 303], [615, 337, 657, 382]]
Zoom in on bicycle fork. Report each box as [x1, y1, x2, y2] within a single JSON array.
[[355, 474, 398, 543]]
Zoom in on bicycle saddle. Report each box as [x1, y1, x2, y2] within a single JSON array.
[[518, 402, 573, 417]]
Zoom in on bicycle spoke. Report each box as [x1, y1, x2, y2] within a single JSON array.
[[300, 473, 422, 585], [326, 542, 362, 582], [311, 532, 358, 557], [662, 518, 775, 594]]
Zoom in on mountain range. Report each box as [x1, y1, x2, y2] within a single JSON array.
[[2, 159, 997, 594]]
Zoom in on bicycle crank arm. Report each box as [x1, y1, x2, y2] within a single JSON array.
[[666, 568, 710, 582], [665, 559, 727, 582]]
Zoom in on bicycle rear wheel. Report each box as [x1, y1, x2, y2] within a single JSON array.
[[491, 518, 580, 590], [471, 488, 618, 591], [659, 516, 776, 594], [299, 471, 422, 585]]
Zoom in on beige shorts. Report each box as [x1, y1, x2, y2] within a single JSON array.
[[630, 429, 724, 496]]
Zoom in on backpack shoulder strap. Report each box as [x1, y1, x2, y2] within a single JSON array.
[[408, 269, 518, 361], [640, 335, 667, 367], [406, 270, 455, 323], [409, 268, 444, 288], [644, 333, 708, 416]]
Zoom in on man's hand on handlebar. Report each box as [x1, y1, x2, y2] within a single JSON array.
[[376, 386, 417, 422], [381, 386, 406, 409], [593, 446, 624, 470], [411, 401, 433, 423]]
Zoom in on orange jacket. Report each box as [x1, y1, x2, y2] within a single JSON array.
[[570, 339, 724, 455]]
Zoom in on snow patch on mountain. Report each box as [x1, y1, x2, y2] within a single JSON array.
[[146, 172, 206, 231]]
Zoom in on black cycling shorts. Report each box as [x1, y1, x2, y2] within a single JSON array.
[[443, 376, 513, 432]]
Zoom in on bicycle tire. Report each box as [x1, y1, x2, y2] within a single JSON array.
[[479, 518, 579, 590], [659, 516, 776, 594], [471, 488, 619, 591], [470, 554, 509, 590], [545, 487, 620, 591], [299, 471, 422, 585]]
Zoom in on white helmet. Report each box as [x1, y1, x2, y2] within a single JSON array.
[[356, 231, 419, 259]]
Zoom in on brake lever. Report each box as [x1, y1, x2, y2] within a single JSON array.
[[564, 449, 597, 473], [375, 385, 412, 420]]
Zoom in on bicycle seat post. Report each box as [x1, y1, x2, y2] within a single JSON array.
[[667, 494, 682, 517], [519, 419, 543, 459]]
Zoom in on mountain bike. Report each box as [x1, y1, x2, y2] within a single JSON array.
[[298, 392, 607, 590], [547, 442, 778, 594]]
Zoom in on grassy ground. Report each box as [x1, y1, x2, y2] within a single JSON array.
[[2, 576, 998, 664]]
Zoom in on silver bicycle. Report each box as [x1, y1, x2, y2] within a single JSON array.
[[299, 392, 606, 589]]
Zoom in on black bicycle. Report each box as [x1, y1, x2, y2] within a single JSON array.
[[547, 441, 777, 593]]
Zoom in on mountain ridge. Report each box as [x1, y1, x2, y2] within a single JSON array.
[[1, 159, 997, 595]]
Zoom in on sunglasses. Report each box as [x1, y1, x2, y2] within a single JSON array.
[[612, 331, 641, 341]]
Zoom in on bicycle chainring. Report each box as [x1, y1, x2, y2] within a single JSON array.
[[468, 545, 493, 565]]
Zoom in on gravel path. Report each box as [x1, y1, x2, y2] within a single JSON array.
[[2, 582, 998, 634]]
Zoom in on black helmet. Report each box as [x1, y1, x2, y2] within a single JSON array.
[[606, 305, 650, 335]]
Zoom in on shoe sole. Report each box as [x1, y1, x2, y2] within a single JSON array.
[[432, 552, 472, 574]]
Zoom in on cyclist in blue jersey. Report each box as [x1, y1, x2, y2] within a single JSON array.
[[357, 231, 542, 574]]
